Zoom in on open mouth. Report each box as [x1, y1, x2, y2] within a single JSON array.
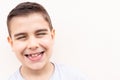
[[24, 51, 45, 61]]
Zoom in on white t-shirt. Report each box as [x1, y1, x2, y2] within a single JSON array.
[[8, 62, 88, 80]]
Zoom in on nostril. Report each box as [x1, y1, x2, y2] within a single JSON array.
[[28, 43, 39, 50], [29, 46, 39, 50]]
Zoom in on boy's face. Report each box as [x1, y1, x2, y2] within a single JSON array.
[[8, 13, 55, 70]]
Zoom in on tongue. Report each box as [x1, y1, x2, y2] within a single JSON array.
[[28, 54, 42, 61]]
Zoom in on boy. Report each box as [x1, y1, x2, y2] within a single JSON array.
[[7, 2, 87, 80]]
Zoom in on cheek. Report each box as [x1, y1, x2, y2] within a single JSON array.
[[12, 42, 26, 54], [40, 38, 54, 49]]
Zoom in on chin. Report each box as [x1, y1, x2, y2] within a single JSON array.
[[27, 61, 47, 71]]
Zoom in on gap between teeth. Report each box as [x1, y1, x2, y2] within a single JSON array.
[[31, 53, 38, 57], [30, 53, 40, 57], [25, 51, 44, 57]]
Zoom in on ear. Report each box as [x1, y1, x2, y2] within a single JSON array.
[[7, 36, 13, 47], [51, 29, 55, 39]]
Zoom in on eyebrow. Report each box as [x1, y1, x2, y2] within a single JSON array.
[[35, 29, 48, 33], [14, 33, 26, 37]]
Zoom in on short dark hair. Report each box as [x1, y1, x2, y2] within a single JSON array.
[[7, 2, 53, 37]]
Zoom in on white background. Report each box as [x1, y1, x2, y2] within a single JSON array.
[[0, 0, 120, 80]]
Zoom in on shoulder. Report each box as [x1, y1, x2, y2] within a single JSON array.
[[8, 68, 23, 80], [53, 62, 88, 80]]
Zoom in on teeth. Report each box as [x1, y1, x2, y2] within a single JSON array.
[[25, 51, 44, 57], [31, 53, 38, 57]]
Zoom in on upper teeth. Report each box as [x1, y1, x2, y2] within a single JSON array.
[[25, 51, 44, 57], [30, 53, 39, 57]]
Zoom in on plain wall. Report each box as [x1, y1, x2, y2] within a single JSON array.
[[0, 0, 120, 80]]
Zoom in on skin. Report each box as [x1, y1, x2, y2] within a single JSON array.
[[7, 13, 55, 80]]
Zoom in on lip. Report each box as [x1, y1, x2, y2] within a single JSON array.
[[24, 51, 44, 56], [24, 51, 45, 62]]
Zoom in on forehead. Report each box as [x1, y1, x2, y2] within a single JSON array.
[[9, 13, 50, 34], [9, 13, 48, 27]]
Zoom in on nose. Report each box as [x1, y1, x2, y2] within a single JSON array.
[[27, 36, 39, 50]]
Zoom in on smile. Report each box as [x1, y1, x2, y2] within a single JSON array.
[[24, 51, 45, 61]]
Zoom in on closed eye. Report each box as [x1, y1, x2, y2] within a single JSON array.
[[16, 36, 26, 40], [35, 29, 48, 36], [36, 32, 47, 38], [14, 33, 27, 40], [15, 35, 27, 40], [36, 33, 47, 35]]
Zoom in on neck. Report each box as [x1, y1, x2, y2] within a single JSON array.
[[20, 62, 54, 80]]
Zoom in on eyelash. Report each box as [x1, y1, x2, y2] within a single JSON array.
[[16, 36, 27, 40], [36, 33, 47, 35], [15, 33, 47, 40]]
